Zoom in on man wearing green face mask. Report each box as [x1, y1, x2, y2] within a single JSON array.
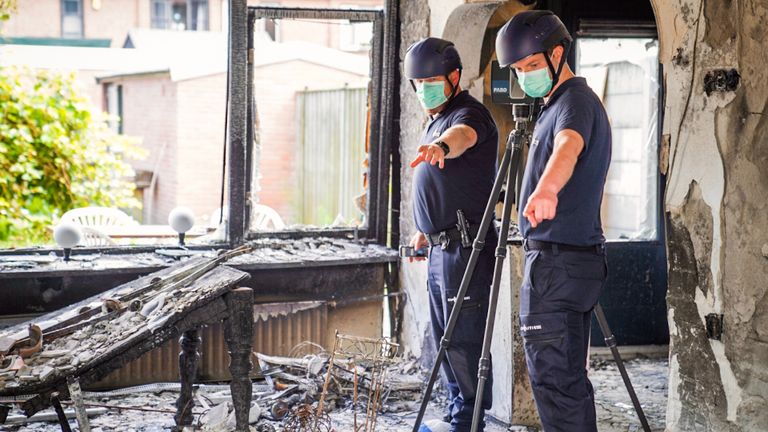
[[404, 37, 499, 432], [496, 10, 613, 432]]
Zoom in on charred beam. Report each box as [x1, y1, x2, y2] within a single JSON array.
[[50, 392, 72, 432], [224, 287, 255, 431], [227, 0, 249, 247], [174, 329, 202, 428]]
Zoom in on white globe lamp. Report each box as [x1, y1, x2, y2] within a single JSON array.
[[53, 222, 82, 261], [168, 207, 195, 246]]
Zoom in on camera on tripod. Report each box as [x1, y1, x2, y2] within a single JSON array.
[[490, 60, 541, 123]]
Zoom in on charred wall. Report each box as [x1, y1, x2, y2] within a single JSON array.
[[656, 0, 768, 429]]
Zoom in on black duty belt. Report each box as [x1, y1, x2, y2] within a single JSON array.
[[523, 239, 605, 254], [426, 224, 481, 249]]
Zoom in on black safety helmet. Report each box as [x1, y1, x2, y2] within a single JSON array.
[[404, 37, 463, 98], [495, 10, 572, 88]]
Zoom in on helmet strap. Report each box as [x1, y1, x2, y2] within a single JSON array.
[[445, 69, 462, 100], [543, 43, 570, 94]]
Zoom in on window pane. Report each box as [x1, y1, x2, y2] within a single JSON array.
[[576, 38, 660, 241], [189, 0, 209, 31], [171, 3, 187, 30], [151, 0, 170, 29], [61, 17, 82, 37], [63, 0, 80, 15], [106, 84, 123, 134], [61, 0, 82, 38], [251, 16, 373, 231]]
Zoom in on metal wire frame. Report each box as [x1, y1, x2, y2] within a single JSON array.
[[317, 331, 399, 432]]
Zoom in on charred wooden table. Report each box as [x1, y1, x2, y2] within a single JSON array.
[[0, 255, 256, 431]]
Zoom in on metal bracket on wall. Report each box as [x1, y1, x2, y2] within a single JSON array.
[[703, 69, 740, 96], [705, 313, 724, 340]]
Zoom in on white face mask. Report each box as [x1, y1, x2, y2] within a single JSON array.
[[415, 81, 448, 109], [517, 66, 554, 98]]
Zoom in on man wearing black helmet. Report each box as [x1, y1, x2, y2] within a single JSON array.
[[403, 37, 499, 432], [495, 10, 612, 432]]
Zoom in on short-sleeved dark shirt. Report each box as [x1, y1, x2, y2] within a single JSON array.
[[518, 77, 612, 246], [412, 90, 499, 234]]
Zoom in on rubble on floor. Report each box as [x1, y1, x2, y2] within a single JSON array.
[[0, 353, 669, 431], [0, 339, 424, 431]]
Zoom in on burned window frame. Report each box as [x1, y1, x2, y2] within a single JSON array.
[[226, 5, 399, 247], [0, 1, 400, 258]]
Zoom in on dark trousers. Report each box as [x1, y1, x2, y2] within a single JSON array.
[[519, 245, 607, 432], [427, 235, 495, 432]]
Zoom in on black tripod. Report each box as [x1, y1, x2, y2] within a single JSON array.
[[412, 103, 651, 432]]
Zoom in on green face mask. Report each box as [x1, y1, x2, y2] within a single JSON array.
[[416, 81, 448, 110], [517, 66, 553, 98]]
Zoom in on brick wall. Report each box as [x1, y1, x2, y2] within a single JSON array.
[[102, 72, 226, 226], [109, 73, 179, 224], [1, 0, 61, 38], [107, 60, 364, 230], [174, 73, 227, 227], [82, 0, 141, 46], [253, 59, 368, 225], [209, 0, 225, 32]]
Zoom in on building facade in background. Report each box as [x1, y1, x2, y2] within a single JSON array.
[[1, 0, 382, 230], [1, 0, 225, 46]]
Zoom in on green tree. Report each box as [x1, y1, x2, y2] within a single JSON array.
[[0, 0, 16, 22], [0, 66, 144, 248]]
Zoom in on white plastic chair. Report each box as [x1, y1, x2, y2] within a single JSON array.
[[61, 207, 139, 227], [251, 204, 285, 230], [193, 204, 285, 243], [80, 226, 117, 247]]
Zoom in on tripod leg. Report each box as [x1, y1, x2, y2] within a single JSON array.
[[412, 139, 514, 432], [469, 136, 523, 432], [593, 304, 652, 432]]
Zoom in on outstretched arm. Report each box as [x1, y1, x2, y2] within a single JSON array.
[[522, 128, 585, 228]]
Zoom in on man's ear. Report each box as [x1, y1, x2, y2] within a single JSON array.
[[449, 69, 461, 87], [551, 45, 565, 64]]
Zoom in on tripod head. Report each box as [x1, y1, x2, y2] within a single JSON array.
[[513, 103, 530, 121], [509, 101, 537, 142]]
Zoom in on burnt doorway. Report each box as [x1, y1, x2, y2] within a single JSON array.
[[539, 0, 667, 346]]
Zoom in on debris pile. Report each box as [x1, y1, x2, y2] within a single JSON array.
[[0, 237, 396, 275], [232, 237, 396, 264], [243, 333, 423, 431], [0, 247, 251, 394], [0, 332, 426, 431], [101, 334, 424, 431]]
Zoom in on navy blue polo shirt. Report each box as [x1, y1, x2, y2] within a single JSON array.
[[412, 90, 499, 234], [518, 77, 612, 246]]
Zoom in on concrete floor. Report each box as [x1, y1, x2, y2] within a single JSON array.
[[3, 358, 668, 431]]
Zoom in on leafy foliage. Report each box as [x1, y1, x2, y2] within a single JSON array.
[[0, 0, 16, 23], [0, 66, 144, 247]]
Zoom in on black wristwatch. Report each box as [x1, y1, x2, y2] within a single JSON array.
[[435, 140, 450, 156]]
